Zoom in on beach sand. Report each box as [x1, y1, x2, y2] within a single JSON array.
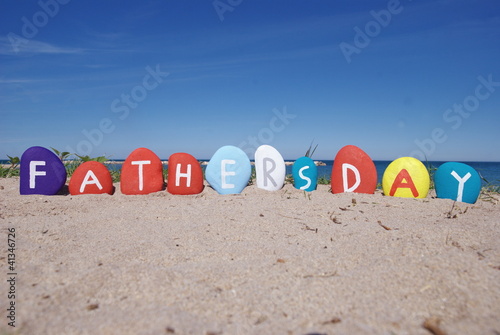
[[1, 177, 499, 335]]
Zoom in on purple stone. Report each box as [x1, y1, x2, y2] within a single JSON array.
[[20, 146, 67, 195]]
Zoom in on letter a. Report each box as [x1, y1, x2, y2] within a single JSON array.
[[7, 32, 29, 53], [80, 170, 103, 193], [339, 42, 361, 64], [213, 0, 234, 21], [389, 169, 419, 197]]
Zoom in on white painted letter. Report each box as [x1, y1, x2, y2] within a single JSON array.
[[342, 163, 361, 192], [221, 159, 236, 189], [450, 170, 471, 202], [175, 164, 192, 187], [29, 161, 46, 189], [131, 160, 151, 191], [298, 166, 311, 190], [80, 170, 103, 193]]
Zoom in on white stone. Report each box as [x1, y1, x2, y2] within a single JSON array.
[[254, 145, 286, 191]]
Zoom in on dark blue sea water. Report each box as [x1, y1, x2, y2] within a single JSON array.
[[312, 161, 500, 186], [3, 159, 499, 186]]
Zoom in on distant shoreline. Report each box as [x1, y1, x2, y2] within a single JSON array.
[[3, 160, 500, 188], [98, 160, 327, 166]]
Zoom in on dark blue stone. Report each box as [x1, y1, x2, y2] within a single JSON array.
[[20, 146, 67, 195]]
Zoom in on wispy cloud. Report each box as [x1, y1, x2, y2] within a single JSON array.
[[0, 78, 42, 84], [0, 37, 84, 55]]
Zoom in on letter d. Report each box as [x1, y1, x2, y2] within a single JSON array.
[[21, 16, 38, 38], [353, 26, 371, 48], [38, 0, 60, 17], [370, 9, 391, 27], [342, 163, 361, 192]]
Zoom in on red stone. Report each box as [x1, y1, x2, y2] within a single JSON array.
[[167, 153, 204, 195], [331, 145, 377, 194], [120, 148, 164, 195], [69, 161, 114, 195]]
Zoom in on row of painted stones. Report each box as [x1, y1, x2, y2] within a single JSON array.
[[19, 145, 481, 204]]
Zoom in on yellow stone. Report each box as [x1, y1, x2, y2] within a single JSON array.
[[382, 157, 430, 199]]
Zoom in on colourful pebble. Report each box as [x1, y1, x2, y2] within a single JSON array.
[[69, 161, 114, 195], [255, 145, 286, 191], [167, 152, 204, 195], [382, 157, 430, 198], [331, 145, 377, 194], [434, 162, 481, 204], [20, 146, 67, 195], [120, 147, 164, 195], [205, 145, 251, 194]]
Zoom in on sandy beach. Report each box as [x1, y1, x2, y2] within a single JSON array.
[[1, 177, 499, 335]]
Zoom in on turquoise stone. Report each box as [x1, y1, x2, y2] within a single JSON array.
[[292, 156, 317, 192], [435, 162, 481, 204]]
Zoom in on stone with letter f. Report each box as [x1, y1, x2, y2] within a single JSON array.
[[20, 146, 67, 195]]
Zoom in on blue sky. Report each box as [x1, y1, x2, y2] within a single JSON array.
[[1, 0, 499, 161]]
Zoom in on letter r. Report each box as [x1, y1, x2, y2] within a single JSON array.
[[262, 157, 277, 187]]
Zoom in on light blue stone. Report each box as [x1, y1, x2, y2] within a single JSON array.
[[292, 156, 317, 192], [205, 145, 251, 194], [435, 162, 481, 204]]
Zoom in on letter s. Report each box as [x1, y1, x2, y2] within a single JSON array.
[[111, 99, 130, 120], [443, 108, 462, 130]]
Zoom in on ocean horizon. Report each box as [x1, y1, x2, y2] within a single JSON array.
[[3, 159, 498, 186], [103, 160, 500, 187]]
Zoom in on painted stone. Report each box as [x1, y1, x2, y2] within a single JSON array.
[[69, 161, 114, 195], [434, 162, 481, 204], [255, 145, 286, 191], [382, 157, 430, 199], [20, 146, 67, 195], [205, 145, 251, 195], [331, 145, 377, 194], [120, 147, 164, 195], [292, 156, 317, 192], [167, 153, 204, 195]]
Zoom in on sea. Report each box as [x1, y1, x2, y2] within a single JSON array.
[[3, 159, 499, 186], [105, 160, 500, 186]]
